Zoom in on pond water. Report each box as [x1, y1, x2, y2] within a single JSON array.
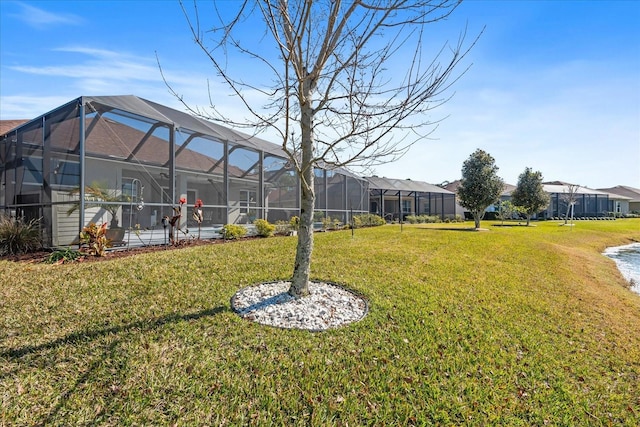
[[603, 243, 640, 295]]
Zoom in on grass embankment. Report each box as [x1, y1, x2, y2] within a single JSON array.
[[1, 220, 639, 425]]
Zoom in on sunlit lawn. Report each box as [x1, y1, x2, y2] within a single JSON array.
[[1, 219, 639, 425]]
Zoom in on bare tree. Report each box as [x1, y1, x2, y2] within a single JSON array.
[[561, 184, 580, 225], [173, 0, 479, 297]]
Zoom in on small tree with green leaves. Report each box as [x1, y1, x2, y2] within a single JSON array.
[[457, 149, 505, 229], [496, 200, 523, 225], [511, 167, 550, 226]]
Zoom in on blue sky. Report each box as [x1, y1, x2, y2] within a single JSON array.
[[1, 0, 638, 189]]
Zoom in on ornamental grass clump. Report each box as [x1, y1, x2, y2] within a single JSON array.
[[0, 214, 41, 256]]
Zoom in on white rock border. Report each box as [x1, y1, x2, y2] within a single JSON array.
[[230, 281, 369, 331]]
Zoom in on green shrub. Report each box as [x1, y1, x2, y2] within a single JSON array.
[[0, 215, 42, 256], [289, 216, 300, 231], [332, 217, 342, 229], [44, 248, 84, 264], [221, 224, 246, 240], [321, 216, 333, 230], [352, 213, 385, 227], [416, 214, 441, 223], [254, 219, 275, 237], [405, 215, 418, 224], [79, 222, 112, 257], [274, 220, 290, 236]]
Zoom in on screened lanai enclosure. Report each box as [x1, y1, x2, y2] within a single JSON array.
[[365, 176, 456, 222], [0, 95, 369, 248]]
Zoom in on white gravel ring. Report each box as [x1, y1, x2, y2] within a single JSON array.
[[230, 281, 369, 331]]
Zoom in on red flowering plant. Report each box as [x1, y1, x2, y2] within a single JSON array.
[[192, 198, 204, 239], [168, 197, 187, 245]]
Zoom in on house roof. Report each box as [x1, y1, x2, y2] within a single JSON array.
[[597, 185, 640, 202], [365, 176, 453, 194], [443, 179, 515, 196], [542, 182, 609, 196], [0, 119, 29, 136], [442, 179, 460, 193], [4, 95, 289, 158], [83, 95, 286, 158], [444, 179, 614, 198], [3, 95, 371, 182]]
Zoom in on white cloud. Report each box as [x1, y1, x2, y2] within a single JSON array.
[[0, 44, 279, 139], [1, 34, 637, 189], [0, 95, 74, 119], [10, 2, 83, 29]]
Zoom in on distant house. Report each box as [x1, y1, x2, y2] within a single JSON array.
[[443, 179, 515, 220], [540, 182, 610, 219], [365, 176, 456, 221], [597, 185, 640, 215], [444, 179, 612, 220]]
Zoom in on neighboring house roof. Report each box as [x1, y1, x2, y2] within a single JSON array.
[[542, 182, 609, 196], [446, 179, 621, 198], [442, 179, 515, 197], [500, 183, 516, 196], [0, 119, 29, 136], [597, 185, 640, 202], [442, 179, 461, 193], [365, 176, 454, 194]]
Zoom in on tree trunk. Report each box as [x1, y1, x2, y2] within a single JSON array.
[[474, 211, 481, 229], [288, 84, 315, 298], [526, 215, 531, 226], [289, 169, 314, 298]]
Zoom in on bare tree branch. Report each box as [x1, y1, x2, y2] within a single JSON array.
[[166, 0, 478, 296]]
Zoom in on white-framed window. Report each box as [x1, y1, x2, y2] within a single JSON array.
[[239, 190, 257, 214], [122, 181, 139, 199], [402, 199, 412, 214]]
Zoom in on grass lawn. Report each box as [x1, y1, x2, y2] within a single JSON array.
[[1, 219, 639, 425]]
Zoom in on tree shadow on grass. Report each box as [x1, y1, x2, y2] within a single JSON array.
[[417, 226, 489, 232], [1, 306, 228, 426], [1, 305, 227, 360]]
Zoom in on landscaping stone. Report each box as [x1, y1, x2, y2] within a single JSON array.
[[231, 281, 368, 331]]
